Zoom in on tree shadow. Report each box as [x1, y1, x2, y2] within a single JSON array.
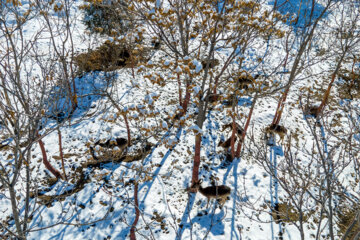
[[39, 182, 108, 240], [223, 158, 241, 240], [269, 0, 328, 31], [191, 207, 226, 237], [44, 72, 130, 124], [139, 127, 183, 200], [118, 127, 183, 239], [176, 192, 197, 240]]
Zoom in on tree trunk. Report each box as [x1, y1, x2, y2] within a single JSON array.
[[190, 97, 207, 189], [123, 113, 131, 147], [177, 73, 182, 107], [270, 2, 330, 126], [37, 133, 62, 179], [235, 94, 258, 158], [327, 180, 335, 240], [58, 128, 68, 181], [317, 51, 346, 116], [130, 182, 139, 240], [272, 88, 289, 126], [181, 81, 191, 115], [66, 77, 77, 114], [230, 117, 237, 159], [190, 134, 202, 189], [22, 151, 31, 236], [316, 73, 336, 116], [9, 185, 24, 239]]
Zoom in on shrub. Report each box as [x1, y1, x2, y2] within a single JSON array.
[[74, 41, 132, 73], [81, 0, 132, 36], [337, 71, 360, 99], [337, 205, 360, 239]]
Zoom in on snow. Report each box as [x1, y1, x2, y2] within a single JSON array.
[[176, 66, 182, 73], [192, 85, 201, 95], [0, 0, 359, 240]]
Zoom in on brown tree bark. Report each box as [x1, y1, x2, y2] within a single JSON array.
[[181, 81, 191, 115], [123, 113, 131, 147], [270, 1, 331, 126], [177, 73, 183, 107], [130, 182, 139, 240], [37, 133, 62, 179], [9, 185, 25, 239], [316, 73, 336, 116], [190, 134, 202, 190], [57, 128, 68, 181], [230, 117, 237, 159], [235, 94, 258, 158], [317, 51, 346, 116], [271, 88, 289, 126]]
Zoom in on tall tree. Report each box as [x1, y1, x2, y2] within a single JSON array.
[[0, 1, 52, 238], [270, 0, 335, 128], [127, 0, 284, 188]]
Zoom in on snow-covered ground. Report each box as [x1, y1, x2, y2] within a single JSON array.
[[1, 0, 360, 239]]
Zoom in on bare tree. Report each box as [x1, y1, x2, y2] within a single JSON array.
[[0, 1, 98, 238], [0, 2, 54, 238], [270, 0, 336, 129], [127, 0, 284, 189]]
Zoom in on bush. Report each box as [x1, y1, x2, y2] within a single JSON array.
[[81, 0, 132, 36], [337, 71, 360, 99], [74, 41, 132, 73], [270, 202, 312, 224], [337, 205, 360, 239]]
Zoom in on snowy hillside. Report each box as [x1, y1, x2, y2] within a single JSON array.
[[0, 0, 359, 240]]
